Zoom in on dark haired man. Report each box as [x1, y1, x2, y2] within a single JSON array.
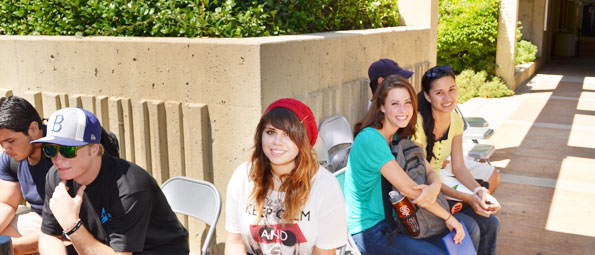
[[367, 59, 414, 109], [368, 58, 414, 95], [34, 107, 188, 255], [0, 96, 50, 254]]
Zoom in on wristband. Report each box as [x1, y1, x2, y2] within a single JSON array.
[[473, 186, 487, 196], [444, 214, 452, 221], [63, 219, 82, 240]]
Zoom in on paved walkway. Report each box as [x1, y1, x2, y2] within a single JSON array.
[[459, 57, 595, 254]]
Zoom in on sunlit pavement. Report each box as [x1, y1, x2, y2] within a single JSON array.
[[459, 57, 595, 254]]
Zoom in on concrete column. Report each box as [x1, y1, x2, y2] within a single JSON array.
[[398, 0, 439, 67], [496, 0, 520, 90], [532, 0, 547, 58]]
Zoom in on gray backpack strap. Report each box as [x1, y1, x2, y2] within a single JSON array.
[[9, 157, 19, 175]]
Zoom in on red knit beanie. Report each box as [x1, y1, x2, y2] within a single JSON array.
[[264, 98, 318, 146]]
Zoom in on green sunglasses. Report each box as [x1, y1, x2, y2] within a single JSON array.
[[42, 144, 88, 159]]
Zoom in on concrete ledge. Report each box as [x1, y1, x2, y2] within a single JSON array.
[[0, 2, 439, 251], [514, 57, 545, 89]]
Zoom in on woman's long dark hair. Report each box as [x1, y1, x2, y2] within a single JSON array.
[[418, 65, 456, 162], [354, 74, 418, 140]]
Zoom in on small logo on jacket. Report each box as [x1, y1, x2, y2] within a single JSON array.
[[101, 208, 112, 224]]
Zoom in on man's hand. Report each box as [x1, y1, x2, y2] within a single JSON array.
[[49, 181, 86, 231]]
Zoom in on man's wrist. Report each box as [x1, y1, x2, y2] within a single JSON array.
[[63, 219, 82, 237]]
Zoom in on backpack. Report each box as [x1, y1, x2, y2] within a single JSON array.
[[381, 138, 450, 239], [9, 126, 120, 174]]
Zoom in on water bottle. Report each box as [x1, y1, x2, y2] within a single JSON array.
[[0, 235, 12, 255], [389, 190, 420, 237]]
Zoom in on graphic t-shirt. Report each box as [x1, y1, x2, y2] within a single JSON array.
[[226, 162, 347, 254]]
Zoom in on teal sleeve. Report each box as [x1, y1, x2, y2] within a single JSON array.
[[350, 128, 395, 174]]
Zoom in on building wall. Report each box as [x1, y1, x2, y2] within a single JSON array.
[[519, 0, 548, 58], [0, 0, 437, 253]]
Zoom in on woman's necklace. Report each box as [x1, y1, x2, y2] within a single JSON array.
[[272, 174, 283, 184], [433, 115, 451, 140]]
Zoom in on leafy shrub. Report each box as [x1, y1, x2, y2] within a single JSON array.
[[0, 0, 400, 37], [437, 0, 500, 75], [515, 40, 538, 64], [456, 69, 514, 103]]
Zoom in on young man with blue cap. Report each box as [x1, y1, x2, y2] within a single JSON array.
[[33, 107, 188, 255], [367, 59, 414, 110]]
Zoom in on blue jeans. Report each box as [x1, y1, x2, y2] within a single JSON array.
[[461, 207, 500, 255], [352, 214, 480, 255]]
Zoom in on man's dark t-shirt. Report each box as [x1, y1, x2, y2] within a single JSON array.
[[41, 154, 189, 254]]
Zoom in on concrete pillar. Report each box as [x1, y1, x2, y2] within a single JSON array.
[[532, 0, 547, 58], [496, 0, 520, 90], [398, 0, 439, 67]]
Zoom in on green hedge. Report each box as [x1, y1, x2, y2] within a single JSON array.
[[437, 0, 500, 75], [456, 69, 513, 103], [0, 0, 399, 37], [515, 40, 538, 65]]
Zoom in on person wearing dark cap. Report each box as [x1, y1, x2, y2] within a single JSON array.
[[225, 98, 347, 254], [33, 107, 188, 255], [368, 59, 414, 110]]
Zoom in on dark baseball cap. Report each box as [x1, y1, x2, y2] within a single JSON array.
[[368, 59, 414, 83]]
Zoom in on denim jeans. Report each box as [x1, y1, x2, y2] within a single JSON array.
[[461, 207, 500, 255], [351, 213, 480, 255]]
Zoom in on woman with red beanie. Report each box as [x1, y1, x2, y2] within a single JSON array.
[[225, 98, 347, 254]]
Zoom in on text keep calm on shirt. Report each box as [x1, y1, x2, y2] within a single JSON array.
[[226, 162, 347, 254]]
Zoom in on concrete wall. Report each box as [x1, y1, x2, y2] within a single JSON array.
[[497, 0, 520, 90], [0, 0, 437, 253], [519, 0, 548, 58]]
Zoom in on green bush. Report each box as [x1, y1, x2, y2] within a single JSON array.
[[437, 0, 500, 75], [456, 69, 514, 103], [0, 0, 400, 37], [515, 40, 538, 65]]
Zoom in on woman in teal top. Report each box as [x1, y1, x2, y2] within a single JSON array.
[[344, 74, 474, 254]]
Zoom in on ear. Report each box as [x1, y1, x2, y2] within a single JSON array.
[[424, 92, 431, 103], [380, 103, 386, 114], [90, 144, 100, 156], [377, 77, 385, 85], [28, 121, 40, 138]]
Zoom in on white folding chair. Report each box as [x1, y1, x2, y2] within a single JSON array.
[[319, 115, 354, 172], [334, 168, 361, 255], [314, 136, 331, 170], [161, 176, 222, 255], [455, 106, 495, 164]]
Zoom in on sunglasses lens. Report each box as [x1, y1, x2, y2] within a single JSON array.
[[59, 146, 77, 158], [43, 145, 58, 158]]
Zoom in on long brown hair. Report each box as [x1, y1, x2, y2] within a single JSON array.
[[249, 107, 319, 223], [354, 74, 418, 139]]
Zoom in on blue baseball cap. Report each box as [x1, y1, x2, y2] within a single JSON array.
[[31, 107, 102, 146], [368, 58, 414, 83]]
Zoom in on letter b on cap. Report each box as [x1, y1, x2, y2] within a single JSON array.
[[51, 115, 64, 132]]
